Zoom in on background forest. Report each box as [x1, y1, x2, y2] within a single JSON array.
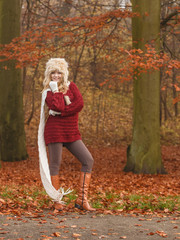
[[19, 0, 179, 147]]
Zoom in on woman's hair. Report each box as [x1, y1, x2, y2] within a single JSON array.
[[42, 58, 69, 93]]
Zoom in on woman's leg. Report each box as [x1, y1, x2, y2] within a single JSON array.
[[64, 140, 95, 211], [48, 142, 64, 210], [48, 142, 63, 176], [64, 140, 94, 173]]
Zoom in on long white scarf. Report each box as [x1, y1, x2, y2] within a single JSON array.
[[38, 89, 72, 203]]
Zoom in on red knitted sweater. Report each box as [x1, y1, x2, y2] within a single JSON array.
[[44, 82, 84, 145]]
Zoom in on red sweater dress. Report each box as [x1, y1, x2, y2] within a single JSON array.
[[44, 82, 84, 145]]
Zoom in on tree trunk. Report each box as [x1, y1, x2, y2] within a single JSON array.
[[0, 0, 28, 162], [124, 0, 166, 174]]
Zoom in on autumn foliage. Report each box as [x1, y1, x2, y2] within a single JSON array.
[[0, 144, 180, 216], [0, 8, 179, 74]]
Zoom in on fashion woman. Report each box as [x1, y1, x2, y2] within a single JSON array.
[[38, 58, 95, 211]]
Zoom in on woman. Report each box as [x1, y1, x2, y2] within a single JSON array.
[[38, 58, 95, 211]]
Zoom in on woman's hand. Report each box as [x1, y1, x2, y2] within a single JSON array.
[[64, 95, 71, 105], [49, 81, 59, 93]]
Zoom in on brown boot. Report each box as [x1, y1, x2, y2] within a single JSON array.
[[51, 175, 65, 211], [75, 172, 95, 211]]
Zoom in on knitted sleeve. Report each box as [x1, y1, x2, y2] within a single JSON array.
[[45, 91, 65, 112], [61, 82, 84, 117]]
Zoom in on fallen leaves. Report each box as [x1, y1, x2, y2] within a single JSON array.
[[0, 231, 9, 234], [52, 232, 61, 237], [92, 232, 98, 236], [71, 225, 77, 228], [0, 199, 5, 205], [156, 231, 168, 237], [147, 230, 168, 238], [0, 145, 180, 217], [72, 233, 81, 238]]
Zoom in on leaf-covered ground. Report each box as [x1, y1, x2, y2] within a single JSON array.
[[0, 145, 180, 216]]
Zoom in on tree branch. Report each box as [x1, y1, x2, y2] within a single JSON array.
[[161, 10, 178, 27]]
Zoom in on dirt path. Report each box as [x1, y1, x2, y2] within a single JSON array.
[[0, 211, 179, 240]]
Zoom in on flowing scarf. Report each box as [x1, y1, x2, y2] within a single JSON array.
[[38, 88, 72, 203]]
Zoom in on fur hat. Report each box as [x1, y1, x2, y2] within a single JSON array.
[[43, 58, 69, 87]]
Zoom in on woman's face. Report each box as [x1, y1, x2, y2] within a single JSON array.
[[51, 70, 62, 82]]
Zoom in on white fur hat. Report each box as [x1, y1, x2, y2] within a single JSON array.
[[43, 58, 69, 87]]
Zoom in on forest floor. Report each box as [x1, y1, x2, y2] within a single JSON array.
[[0, 144, 180, 239]]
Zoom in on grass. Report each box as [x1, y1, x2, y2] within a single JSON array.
[[91, 192, 180, 213], [1, 187, 14, 199], [0, 185, 180, 214], [0, 185, 51, 210], [64, 191, 77, 204]]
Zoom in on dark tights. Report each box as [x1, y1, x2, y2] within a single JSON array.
[[48, 140, 94, 176]]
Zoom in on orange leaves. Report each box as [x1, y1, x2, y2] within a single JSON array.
[[52, 232, 61, 237], [0, 6, 179, 81], [122, 45, 179, 79], [173, 84, 180, 91], [1, 143, 180, 217], [72, 233, 81, 238], [99, 79, 109, 87], [0, 9, 135, 68], [144, 12, 149, 17], [147, 230, 168, 238], [0, 7, 150, 70], [162, 84, 180, 92], [99, 44, 179, 88], [173, 94, 180, 104], [161, 84, 180, 104], [161, 86, 166, 91]]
